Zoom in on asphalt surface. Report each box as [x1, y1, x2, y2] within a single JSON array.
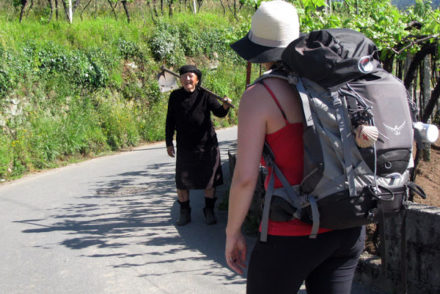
[[0, 126, 384, 294]]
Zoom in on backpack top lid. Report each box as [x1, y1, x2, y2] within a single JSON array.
[[281, 28, 381, 89]]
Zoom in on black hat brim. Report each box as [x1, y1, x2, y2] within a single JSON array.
[[230, 32, 285, 63]]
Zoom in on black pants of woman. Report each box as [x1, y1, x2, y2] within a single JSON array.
[[247, 226, 365, 294]]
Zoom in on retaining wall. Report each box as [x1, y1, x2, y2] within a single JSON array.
[[356, 203, 440, 294]]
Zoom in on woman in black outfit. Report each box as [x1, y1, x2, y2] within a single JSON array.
[[165, 65, 232, 226]]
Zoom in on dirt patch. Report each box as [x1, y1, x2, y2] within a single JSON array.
[[365, 138, 440, 256], [413, 138, 440, 207]]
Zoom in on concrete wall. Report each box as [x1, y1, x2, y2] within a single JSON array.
[[356, 203, 440, 294]]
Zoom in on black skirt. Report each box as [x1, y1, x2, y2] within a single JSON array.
[[175, 146, 223, 190]]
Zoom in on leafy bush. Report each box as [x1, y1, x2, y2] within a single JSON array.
[[178, 24, 203, 57], [60, 96, 108, 156], [117, 38, 143, 60], [0, 132, 12, 178], [35, 43, 109, 89], [149, 21, 185, 66], [96, 95, 140, 150], [0, 69, 12, 97]]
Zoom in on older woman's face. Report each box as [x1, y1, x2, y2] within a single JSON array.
[[180, 72, 199, 93]]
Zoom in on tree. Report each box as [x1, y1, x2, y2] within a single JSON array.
[[18, 0, 28, 22], [121, 0, 131, 22]]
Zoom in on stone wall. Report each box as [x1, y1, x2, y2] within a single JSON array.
[[356, 203, 440, 294]]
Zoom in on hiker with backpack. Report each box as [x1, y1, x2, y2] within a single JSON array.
[[165, 64, 232, 226], [225, 1, 366, 293]]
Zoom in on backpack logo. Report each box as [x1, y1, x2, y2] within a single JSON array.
[[383, 121, 407, 136]]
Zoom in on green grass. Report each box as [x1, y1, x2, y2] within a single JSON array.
[[0, 13, 245, 180]]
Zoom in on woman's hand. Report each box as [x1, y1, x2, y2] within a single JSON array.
[[167, 145, 175, 157], [222, 96, 233, 109], [225, 231, 247, 275]]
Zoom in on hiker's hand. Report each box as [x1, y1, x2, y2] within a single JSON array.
[[222, 96, 232, 110], [225, 232, 247, 274], [167, 146, 175, 158]]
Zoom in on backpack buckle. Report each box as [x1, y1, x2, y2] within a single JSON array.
[[333, 97, 342, 107], [287, 75, 298, 85]]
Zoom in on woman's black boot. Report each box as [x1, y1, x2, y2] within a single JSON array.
[[177, 200, 191, 226], [203, 197, 217, 225]]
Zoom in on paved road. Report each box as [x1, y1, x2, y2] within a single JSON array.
[[0, 126, 384, 294]]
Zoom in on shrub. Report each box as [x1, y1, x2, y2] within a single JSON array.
[[0, 69, 12, 97], [0, 132, 12, 178], [97, 96, 140, 150], [178, 24, 203, 57], [117, 38, 143, 60], [60, 96, 108, 156], [149, 21, 185, 66]]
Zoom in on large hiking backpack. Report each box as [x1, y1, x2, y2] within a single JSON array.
[[258, 28, 427, 242]]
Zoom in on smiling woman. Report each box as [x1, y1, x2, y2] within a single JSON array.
[[165, 64, 232, 227], [180, 72, 199, 92], [179, 65, 202, 93]]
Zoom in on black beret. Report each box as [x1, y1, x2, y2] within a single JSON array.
[[179, 65, 202, 85]]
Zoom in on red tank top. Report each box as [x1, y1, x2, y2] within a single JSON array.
[[260, 81, 331, 236]]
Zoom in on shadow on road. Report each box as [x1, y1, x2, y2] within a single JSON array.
[[14, 138, 246, 287]]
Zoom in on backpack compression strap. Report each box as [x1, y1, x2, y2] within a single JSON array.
[[333, 90, 357, 196], [261, 142, 320, 240], [259, 80, 320, 240]]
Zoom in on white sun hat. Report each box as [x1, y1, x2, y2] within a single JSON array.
[[230, 0, 300, 63]]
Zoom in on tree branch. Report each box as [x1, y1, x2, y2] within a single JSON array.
[[390, 34, 440, 55]]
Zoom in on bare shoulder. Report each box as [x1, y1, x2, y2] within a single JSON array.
[[262, 77, 297, 94], [239, 82, 273, 110], [255, 76, 303, 124]]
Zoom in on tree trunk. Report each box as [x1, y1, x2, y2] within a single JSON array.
[[397, 60, 404, 80], [382, 51, 394, 73], [67, 0, 73, 23], [154, 0, 159, 17], [219, 0, 226, 14], [327, 0, 332, 14], [107, 0, 118, 19], [80, 0, 93, 20], [121, 0, 130, 23], [19, 0, 27, 23], [422, 79, 440, 123], [420, 57, 431, 161], [73, 0, 80, 13], [168, 0, 174, 17], [192, 0, 196, 13], [55, 0, 59, 19], [61, 0, 71, 22], [26, 0, 34, 17], [404, 43, 437, 90], [421, 56, 431, 116], [47, 0, 53, 22]]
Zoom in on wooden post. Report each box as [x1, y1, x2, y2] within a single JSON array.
[[246, 62, 252, 88]]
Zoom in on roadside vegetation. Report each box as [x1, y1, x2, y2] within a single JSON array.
[[0, 0, 439, 181]]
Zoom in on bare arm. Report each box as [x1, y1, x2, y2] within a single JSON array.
[[225, 85, 267, 274]]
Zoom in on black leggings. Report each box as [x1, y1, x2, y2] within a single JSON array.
[[247, 226, 365, 294]]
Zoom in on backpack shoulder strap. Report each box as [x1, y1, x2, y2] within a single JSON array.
[[259, 80, 288, 123], [254, 69, 315, 128]]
